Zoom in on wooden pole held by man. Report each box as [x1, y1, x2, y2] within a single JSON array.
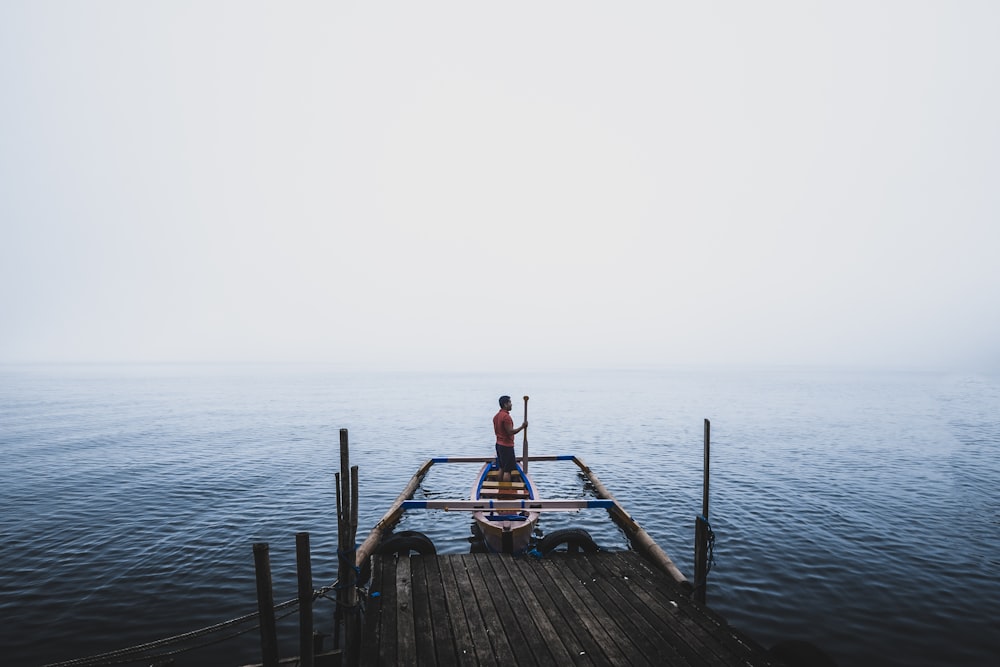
[[521, 395, 530, 474]]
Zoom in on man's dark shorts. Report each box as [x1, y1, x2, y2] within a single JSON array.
[[495, 443, 517, 473]]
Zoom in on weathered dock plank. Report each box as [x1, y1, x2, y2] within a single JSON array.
[[560, 553, 683, 665], [373, 556, 396, 666], [395, 556, 416, 666], [538, 557, 646, 665], [445, 553, 498, 665], [617, 551, 760, 665], [510, 551, 598, 666], [575, 551, 727, 666], [361, 551, 779, 667], [484, 548, 580, 666], [410, 554, 437, 666], [468, 553, 538, 666]]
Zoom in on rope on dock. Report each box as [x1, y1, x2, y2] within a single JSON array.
[[40, 583, 340, 667]]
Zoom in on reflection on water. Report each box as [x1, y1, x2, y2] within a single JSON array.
[[1, 365, 998, 666]]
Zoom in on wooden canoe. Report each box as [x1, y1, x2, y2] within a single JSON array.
[[470, 460, 539, 554]]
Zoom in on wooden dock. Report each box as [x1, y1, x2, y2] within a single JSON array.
[[360, 550, 780, 666]]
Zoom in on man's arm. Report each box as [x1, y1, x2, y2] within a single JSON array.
[[507, 419, 527, 436]]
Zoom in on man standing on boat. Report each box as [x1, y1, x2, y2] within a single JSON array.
[[493, 395, 527, 484]]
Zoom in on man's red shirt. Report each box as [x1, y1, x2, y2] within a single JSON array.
[[494, 408, 515, 447]]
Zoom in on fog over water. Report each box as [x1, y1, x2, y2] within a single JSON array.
[[2, 2, 999, 372]]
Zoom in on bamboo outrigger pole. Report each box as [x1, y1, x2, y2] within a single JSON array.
[[570, 457, 689, 586], [355, 457, 436, 566]]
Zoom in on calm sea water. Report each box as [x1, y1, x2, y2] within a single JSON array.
[[1, 364, 997, 666]]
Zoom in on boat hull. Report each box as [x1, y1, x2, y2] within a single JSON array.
[[471, 461, 539, 554]]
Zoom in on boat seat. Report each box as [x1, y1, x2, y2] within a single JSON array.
[[482, 481, 526, 489], [479, 489, 530, 499], [484, 475, 523, 483]]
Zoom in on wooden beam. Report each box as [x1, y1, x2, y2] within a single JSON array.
[[401, 498, 615, 511]]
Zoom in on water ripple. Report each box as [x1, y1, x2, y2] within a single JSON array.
[[1, 365, 998, 666]]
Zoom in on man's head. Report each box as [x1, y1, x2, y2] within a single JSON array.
[[498, 395, 512, 409]]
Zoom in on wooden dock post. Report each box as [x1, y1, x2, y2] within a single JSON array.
[[252, 542, 279, 667], [335, 428, 361, 664], [296, 531, 315, 667], [694, 418, 711, 604], [347, 464, 360, 665]]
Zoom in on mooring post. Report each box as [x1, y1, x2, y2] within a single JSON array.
[[702, 418, 710, 519], [336, 428, 361, 662], [253, 542, 279, 667], [346, 463, 360, 666], [694, 418, 711, 604], [296, 531, 314, 667], [333, 470, 343, 649], [350, 465, 359, 548]]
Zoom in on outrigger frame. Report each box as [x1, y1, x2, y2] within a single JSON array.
[[402, 498, 616, 511], [355, 454, 688, 585]]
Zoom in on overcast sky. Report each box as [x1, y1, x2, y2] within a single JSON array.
[[2, 1, 998, 372]]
